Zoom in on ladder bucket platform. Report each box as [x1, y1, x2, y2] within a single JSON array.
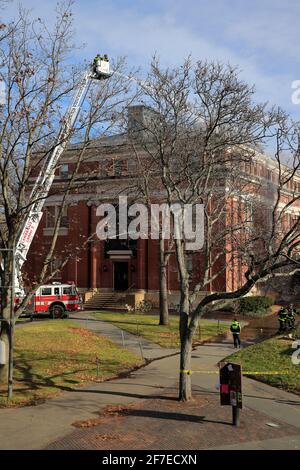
[[93, 59, 112, 80]]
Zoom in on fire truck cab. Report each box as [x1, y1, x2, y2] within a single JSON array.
[[26, 282, 82, 319]]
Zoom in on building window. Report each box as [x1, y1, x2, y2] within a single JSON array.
[[45, 206, 68, 228], [128, 159, 137, 174], [115, 160, 122, 177], [101, 159, 128, 177], [187, 255, 193, 278], [106, 160, 114, 177], [59, 164, 69, 179], [51, 257, 62, 279], [121, 160, 128, 176], [176, 255, 193, 282], [45, 206, 56, 228], [61, 207, 68, 228], [114, 159, 128, 177], [244, 200, 254, 226]]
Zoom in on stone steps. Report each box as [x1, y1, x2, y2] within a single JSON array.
[[84, 291, 128, 311]]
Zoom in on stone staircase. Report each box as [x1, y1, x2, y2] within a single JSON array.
[[84, 291, 128, 311]]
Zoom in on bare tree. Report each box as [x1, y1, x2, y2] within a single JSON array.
[[0, 2, 136, 386], [132, 58, 300, 401], [125, 141, 172, 325]]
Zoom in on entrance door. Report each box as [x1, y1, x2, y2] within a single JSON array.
[[114, 262, 128, 291]]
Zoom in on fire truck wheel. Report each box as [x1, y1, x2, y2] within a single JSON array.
[[50, 304, 65, 319]]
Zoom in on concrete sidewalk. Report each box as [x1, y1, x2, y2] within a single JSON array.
[[69, 312, 178, 360], [0, 313, 299, 450]]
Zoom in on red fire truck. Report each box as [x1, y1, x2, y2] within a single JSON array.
[[25, 282, 82, 318]]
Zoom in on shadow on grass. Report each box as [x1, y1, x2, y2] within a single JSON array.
[[279, 343, 299, 358], [10, 352, 123, 395]]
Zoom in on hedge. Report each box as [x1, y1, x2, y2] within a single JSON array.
[[239, 296, 273, 315], [218, 296, 273, 316]]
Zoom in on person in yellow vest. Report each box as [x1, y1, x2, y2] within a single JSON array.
[[230, 318, 241, 348], [93, 54, 102, 72]]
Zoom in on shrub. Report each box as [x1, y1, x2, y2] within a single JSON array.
[[136, 300, 152, 314], [125, 304, 135, 313], [125, 300, 153, 314], [239, 296, 273, 316]]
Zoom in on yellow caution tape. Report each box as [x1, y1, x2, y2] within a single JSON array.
[[243, 371, 290, 375], [180, 370, 217, 375], [180, 370, 290, 375]]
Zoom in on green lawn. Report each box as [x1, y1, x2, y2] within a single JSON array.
[[92, 311, 228, 348], [227, 333, 300, 394], [0, 320, 142, 407]]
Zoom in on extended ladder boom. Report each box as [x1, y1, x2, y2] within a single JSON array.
[[14, 58, 111, 293]]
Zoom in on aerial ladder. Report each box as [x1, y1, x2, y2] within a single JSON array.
[[13, 56, 112, 295]]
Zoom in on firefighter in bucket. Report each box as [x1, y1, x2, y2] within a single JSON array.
[[93, 53, 102, 71], [93, 53, 111, 78]]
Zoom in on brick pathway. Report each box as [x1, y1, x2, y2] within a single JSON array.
[[46, 390, 300, 450]]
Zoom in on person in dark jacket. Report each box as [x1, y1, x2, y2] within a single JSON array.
[[278, 307, 288, 332], [230, 319, 241, 348], [93, 54, 102, 72], [286, 304, 297, 329]]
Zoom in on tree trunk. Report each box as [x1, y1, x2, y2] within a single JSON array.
[[178, 271, 191, 401], [159, 236, 169, 325], [175, 237, 194, 401], [179, 313, 193, 401]]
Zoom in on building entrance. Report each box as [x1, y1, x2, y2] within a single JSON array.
[[114, 262, 128, 291]]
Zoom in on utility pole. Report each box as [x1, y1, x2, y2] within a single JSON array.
[[8, 245, 15, 399], [0, 247, 16, 399]]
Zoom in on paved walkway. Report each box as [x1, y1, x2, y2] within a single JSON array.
[[69, 312, 178, 360], [0, 312, 299, 450]]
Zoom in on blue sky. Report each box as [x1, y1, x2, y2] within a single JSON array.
[[2, 0, 300, 118]]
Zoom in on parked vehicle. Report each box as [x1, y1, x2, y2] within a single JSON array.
[[24, 282, 82, 319]]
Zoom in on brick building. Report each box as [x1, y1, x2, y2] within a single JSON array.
[[25, 106, 300, 307]]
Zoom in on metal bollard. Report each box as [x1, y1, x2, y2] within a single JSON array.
[[95, 356, 100, 379], [232, 405, 240, 426]]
